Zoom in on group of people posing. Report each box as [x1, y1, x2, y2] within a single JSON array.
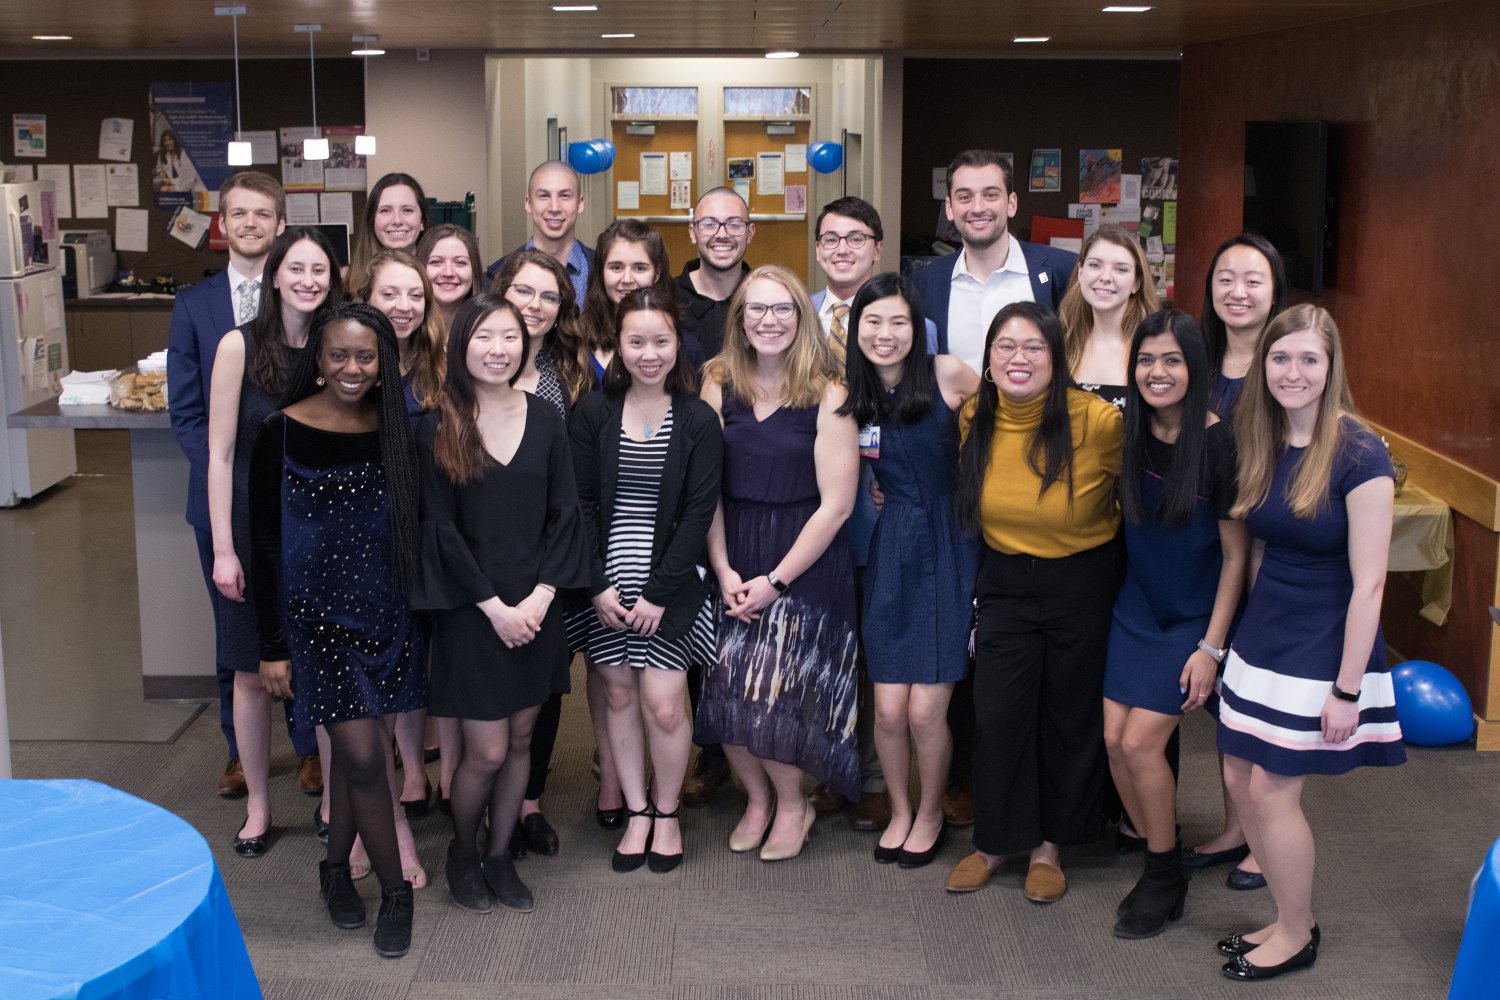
[[166, 149, 1404, 979]]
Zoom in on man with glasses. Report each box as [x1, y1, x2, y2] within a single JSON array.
[[484, 160, 593, 306], [675, 187, 756, 359]]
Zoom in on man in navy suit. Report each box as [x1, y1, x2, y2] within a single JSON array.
[[167, 171, 319, 798], [482, 160, 594, 306], [911, 149, 1077, 376]]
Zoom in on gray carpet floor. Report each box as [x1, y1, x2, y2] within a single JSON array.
[[9, 672, 1488, 999]]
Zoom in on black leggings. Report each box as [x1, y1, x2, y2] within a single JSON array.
[[451, 707, 541, 857], [326, 717, 402, 888]]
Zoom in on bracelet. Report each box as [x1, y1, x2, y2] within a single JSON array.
[[767, 572, 789, 593], [1196, 639, 1226, 663], [1331, 683, 1360, 702]]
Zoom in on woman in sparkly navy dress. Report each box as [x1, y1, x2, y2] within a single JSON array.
[[249, 303, 426, 959]]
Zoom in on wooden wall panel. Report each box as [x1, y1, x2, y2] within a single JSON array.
[[610, 119, 698, 277]]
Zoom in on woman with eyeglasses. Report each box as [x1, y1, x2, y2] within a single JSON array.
[[697, 264, 859, 862], [488, 249, 606, 857], [944, 302, 1123, 902]]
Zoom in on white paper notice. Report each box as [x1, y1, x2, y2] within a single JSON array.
[[115, 208, 150, 253], [26, 338, 45, 389], [38, 165, 71, 218], [42, 282, 64, 332], [73, 165, 108, 218], [1067, 203, 1101, 237], [168, 206, 212, 248], [319, 192, 354, 228], [669, 152, 692, 181], [733, 179, 751, 204], [242, 130, 279, 165], [1119, 175, 1141, 209], [785, 144, 807, 173], [8, 164, 35, 181], [756, 153, 785, 196], [932, 167, 948, 201], [99, 118, 133, 161], [285, 193, 320, 225], [105, 164, 139, 207], [670, 180, 691, 210], [617, 181, 640, 211], [639, 153, 668, 196]]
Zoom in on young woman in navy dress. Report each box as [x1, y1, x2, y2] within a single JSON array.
[[1214, 303, 1403, 980]]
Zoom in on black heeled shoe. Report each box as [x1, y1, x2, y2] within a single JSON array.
[[1218, 924, 1319, 957], [1221, 939, 1318, 981], [400, 776, 432, 820], [897, 822, 947, 869], [597, 802, 626, 829], [647, 803, 684, 874], [611, 804, 655, 873], [312, 804, 329, 844]]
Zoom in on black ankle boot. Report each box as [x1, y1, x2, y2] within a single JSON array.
[[1113, 845, 1188, 939], [373, 881, 414, 958], [319, 860, 366, 929]]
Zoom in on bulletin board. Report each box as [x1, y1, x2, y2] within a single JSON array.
[[722, 119, 811, 284], [608, 119, 698, 279]]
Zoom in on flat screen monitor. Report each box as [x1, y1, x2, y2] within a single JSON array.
[[1243, 121, 1334, 296]]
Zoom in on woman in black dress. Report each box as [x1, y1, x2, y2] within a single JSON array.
[[412, 294, 589, 913], [249, 302, 424, 958]]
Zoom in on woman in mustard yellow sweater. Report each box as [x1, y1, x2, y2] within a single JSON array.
[[944, 301, 1123, 902]]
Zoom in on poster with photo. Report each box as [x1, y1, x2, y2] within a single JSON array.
[[1140, 157, 1178, 201], [149, 83, 232, 212], [1028, 149, 1061, 192], [279, 127, 325, 192], [1079, 148, 1123, 204], [321, 127, 368, 192]]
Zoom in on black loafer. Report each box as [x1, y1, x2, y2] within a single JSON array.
[[1221, 940, 1317, 981], [312, 804, 330, 844], [1226, 866, 1267, 891], [1183, 843, 1251, 869], [233, 827, 273, 858], [521, 812, 560, 855], [1219, 925, 1319, 957]]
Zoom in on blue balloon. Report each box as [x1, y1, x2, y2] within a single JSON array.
[[807, 141, 843, 174], [592, 139, 616, 170], [1391, 659, 1474, 746], [568, 140, 606, 175]]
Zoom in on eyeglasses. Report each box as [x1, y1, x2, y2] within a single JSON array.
[[816, 231, 873, 250], [744, 302, 797, 321], [992, 339, 1049, 361], [508, 283, 562, 307], [693, 217, 749, 237]]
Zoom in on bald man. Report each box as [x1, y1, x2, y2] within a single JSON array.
[[484, 160, 594, 305]]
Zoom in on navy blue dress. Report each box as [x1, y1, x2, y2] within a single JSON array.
[[1217, 419, 1406, 775], [695, 395, 860, 801], [1104, 420, 1237, 715], [861, 387, 979, 685]]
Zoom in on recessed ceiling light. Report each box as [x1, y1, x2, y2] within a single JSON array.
[[552, 4, 598, 10], [765, 50, 800, 59], [601, 32, 635, 39], [1013, 36, 1051, 43], [1102, 5, 1154, 11], [32, 34, 73, 41]]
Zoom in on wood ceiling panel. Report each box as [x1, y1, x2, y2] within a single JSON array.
[[1, 0, 1444, 58]]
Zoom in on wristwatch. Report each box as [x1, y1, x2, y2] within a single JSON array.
[[1196, 639, 1226, 663], [1331, 683, 1360, 702], [767, 572, 788, 593]]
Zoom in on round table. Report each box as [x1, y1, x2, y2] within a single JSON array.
[[0, 779, 260, 999]]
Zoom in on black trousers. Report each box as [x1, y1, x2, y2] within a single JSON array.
[[971, 539, 1120, 856]]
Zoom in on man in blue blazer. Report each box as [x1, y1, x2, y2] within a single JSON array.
[[167, 171, 318, 798], [911, 149, 1077, 376]]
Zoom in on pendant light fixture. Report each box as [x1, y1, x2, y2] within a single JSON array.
[[351, 36, 382, 156], [295, 23, 329, 161], [216, 5, 253, 166]]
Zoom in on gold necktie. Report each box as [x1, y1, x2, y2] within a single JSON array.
[[829, 302, 849, 364]]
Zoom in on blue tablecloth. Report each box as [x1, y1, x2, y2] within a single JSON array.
[[0, 779, 261, 1000]]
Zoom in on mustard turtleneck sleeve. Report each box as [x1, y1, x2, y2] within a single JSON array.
[[960, 388, 1122, 557]]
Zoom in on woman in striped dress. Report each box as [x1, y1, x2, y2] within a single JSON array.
[[570, 287, 723, 873], [1213, 304, 1403, 981]]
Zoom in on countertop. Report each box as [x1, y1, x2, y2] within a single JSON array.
[[8, 397, 171, 430]]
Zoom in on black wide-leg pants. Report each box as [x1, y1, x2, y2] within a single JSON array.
[[970, 538, 1120, 857]]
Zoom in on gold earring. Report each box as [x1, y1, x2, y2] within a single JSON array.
[[315, 375, 326, 386], [982, 366, 994, 384]]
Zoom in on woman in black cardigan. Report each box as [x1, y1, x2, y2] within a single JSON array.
[[570, 286, 724, 873]]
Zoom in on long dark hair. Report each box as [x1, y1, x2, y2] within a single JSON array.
[[279, 302, 421, 587], [1120, 310, 1213, 528], [837, 272, 937, 427], [604, 287, 697, 398], [491, 248, 592, 403], [581, 219, 674, 354], [1200, 232, 1287, 374], [248, 227, 344, 395], [956, 302, 1074, 534], [434, 294, 532, 486]]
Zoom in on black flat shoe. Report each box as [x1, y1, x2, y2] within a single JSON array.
[[647, 803, 683, 874], [1221, 940, 1318, 981], [897, 823, 947, 869], [482, 854, 534, 912], [312, 804, 330, 844], [233, 826, 274, 858], [1226, 866, 1267, 891], [506, 823, 528, 860], [401, 779, 432, 820], [612, 804, 654, 873], [1218, 925, 1319, 957], [520, 812, 560, 855], [597, 805, 626, 829], [873, 842, 901, 864], [1183, 843, 1251, 869]]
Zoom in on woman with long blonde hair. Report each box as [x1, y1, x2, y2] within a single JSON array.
[[1057, 224, 1161, 409]]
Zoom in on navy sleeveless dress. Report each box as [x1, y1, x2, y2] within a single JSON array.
[[861, 390, 979, 685], [695, 396, 861, 801]]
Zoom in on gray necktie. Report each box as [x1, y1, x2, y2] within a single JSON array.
[[236, 278, 261, 326]]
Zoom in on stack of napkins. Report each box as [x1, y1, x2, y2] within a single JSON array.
[[59, 370, 120, 406]]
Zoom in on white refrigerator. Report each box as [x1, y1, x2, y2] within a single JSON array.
[[0, 180, 76, 506]]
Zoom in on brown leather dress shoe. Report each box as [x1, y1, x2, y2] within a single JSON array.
[[682, 754, 730, 806], [808, 782, 849, 814], [945, 851, 1000, 893], [849, 791, 891, 831], [297, 754, 324, 796], [942, 778, 974, 827], [217, 758, 247, 799], [1023, 861, 1067, 903]]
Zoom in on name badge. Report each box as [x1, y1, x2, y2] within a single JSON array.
[[859, 424, 880, 459]]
